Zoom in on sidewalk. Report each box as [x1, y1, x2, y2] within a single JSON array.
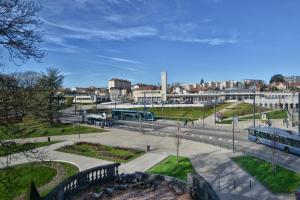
[[1, 128, 297, 199], [190, 151, 294, 200]]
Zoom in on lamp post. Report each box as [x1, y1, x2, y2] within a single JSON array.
[[292, 93, 295, 127], [214, 96, 217, 124], [162, 93, 164, 121], [202, 104, 205, 129], [73, 91, 77, 115], [226, 107, 240, 153], [298, 92, 300, 133], [253, 91, 256, 128], [114, 93, 117, 109]]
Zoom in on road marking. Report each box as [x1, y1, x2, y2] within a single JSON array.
[[218, 138, 222, 141], [209, 136, 213, 140], [191, 134, 194, 137]]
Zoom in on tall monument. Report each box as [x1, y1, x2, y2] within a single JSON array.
[[161, 71, 167, 102]]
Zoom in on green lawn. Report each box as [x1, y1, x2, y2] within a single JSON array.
[[56, 142, 144, 163], [219, 110, 288, 124], [132, 103, 231, 121], [147, 156, 195, 181], [232, 156, 300, 193], [0, 141, 59, 157], [0, 116, 105, 140], [0, 162, 79, 200], [222, 102, 270, 119]]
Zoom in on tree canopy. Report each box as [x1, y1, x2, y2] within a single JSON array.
[[270, 74, 285, 84]]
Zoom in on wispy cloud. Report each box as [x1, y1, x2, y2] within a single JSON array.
[[43, 19, 157, 41], [62, 72, 81, 76], [97, 55, 141, 64], [160, 35, 238, 45], [45, 35, 79, 53]]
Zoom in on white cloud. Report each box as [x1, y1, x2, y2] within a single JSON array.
[[43, 19, 157, 41], [97, 55, 141, 64], [62, 72, 80, 76], [44, 35, 78, 53], [160, 35, 238, 45]]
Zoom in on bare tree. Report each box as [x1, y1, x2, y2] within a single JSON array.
[[0, 0, 45, 65]]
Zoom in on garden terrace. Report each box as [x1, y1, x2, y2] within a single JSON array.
[[56, 142, 145, 163]]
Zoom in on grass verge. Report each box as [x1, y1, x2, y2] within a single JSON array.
[[0, 116, 105, 140], [219, 110, 288, 124], [132, 103, 232, 121], [232, 156, 300, 193], [56, 142, 144, 163], [222, 102, 270, 119], [146, 156, 195, 181]]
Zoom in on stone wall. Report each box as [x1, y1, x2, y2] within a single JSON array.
[[188, 172, 220, 200]]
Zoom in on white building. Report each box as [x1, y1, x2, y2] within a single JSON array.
[[108, 78, 131, 90], [73, 95, 108, 104], [132, 90, 162, 103]]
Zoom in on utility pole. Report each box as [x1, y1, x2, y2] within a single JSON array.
[[74, 92, 77, 115], [143, 91, 146, 111], [226, 107, 240, 153], [292, 93, 295, 127], [214, 97, 217, 124], [162, 93, 164, 121], [253, 91, 256, 128], [114, 94, 117, 109], [202, 104, 205, 129], [298, 92, 300, 133]]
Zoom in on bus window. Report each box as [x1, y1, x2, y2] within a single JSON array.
[[284, 138, 291, 145], [291, 139, 300, 148], [258, 131, 262, 138], [254, 131, 258, 137], [265, 133, 271, 140]]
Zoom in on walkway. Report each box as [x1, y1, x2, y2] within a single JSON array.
[[0, 129, 296, 199]]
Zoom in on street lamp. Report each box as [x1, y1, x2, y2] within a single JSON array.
[[202, 103, 206, 129], [72, 90, 77, 115], [292, 93, 295, 127], [161, 93, 164, 121], [253, 91, 256, 128], [298, 92, 300, 133], [226, 107, 240, 153], [214, 96, 217, 124]]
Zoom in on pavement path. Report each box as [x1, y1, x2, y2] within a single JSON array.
[[0, 128, 297, 199]]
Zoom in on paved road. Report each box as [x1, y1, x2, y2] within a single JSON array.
[[112, 120, 300, 174]]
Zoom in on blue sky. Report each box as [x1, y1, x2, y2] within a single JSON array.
[[2, 0, 300, 87]]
